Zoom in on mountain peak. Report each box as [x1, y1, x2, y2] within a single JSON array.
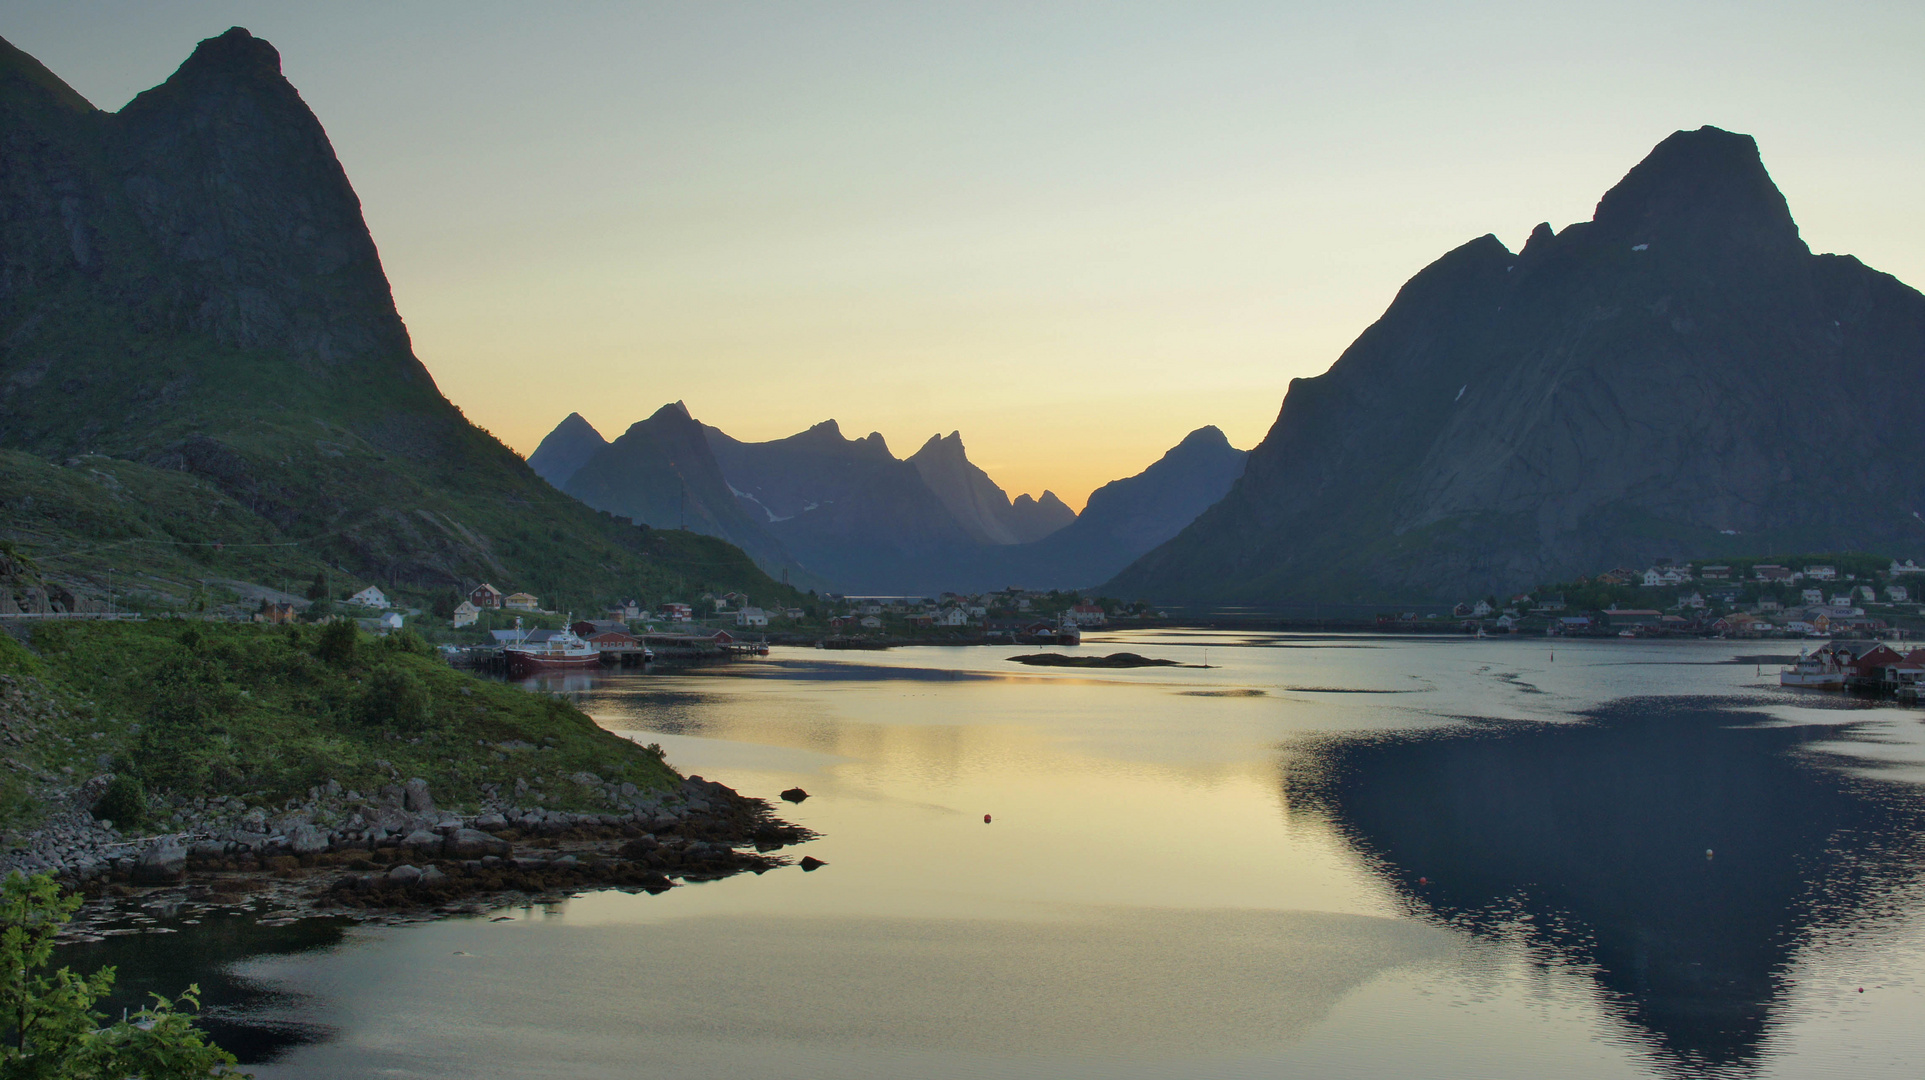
[[527, 413, 609, 490], [1174, 425, 1234, 452], [911, 431, 969, 463], [179, 27, 283, 82], [1590, 126, 1803, 256], [644, 401, 698, 430]]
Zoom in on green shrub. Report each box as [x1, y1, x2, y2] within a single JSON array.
[[381, 628, 433, 657], [361, 665, 432, 729], [0, 873, 241, 1076], [314, 618, 357, 666], [91, 775, 145, 828], [145, 652, 232, 731]]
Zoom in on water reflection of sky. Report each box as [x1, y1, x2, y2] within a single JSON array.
[[78, 634, 1925, 1078]]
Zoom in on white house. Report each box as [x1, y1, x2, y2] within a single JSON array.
[[348, 585, 391, 609], [1806, 565, 1838, 581], [1065, 601, 1108, 627], [735, 607, 769, 628], [859, 615, 882, 629], [1680, 592, 1706, 610], [1887, 586, 1910, 603], [1802, 588, 1825, 605], [1857, 585, 1878, 603], [1470, 599, 1493, 617], [452, 600, 480, 628], [1891, 560, 1925, 576], [936, 607, 971, 627], [378, 612, 404, 631]]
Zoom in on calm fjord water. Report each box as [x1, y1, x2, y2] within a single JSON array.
[[103, 633, 1925, 1077]]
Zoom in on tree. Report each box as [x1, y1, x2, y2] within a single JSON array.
[[360, 665, 432, 730], [314, 618, 357, 667], [303, 572, 327, 603], [0, 873, 243, 1078]]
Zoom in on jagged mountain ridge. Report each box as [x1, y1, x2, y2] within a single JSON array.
[[1108, 127, 1925, 607], [539, 405, 1243, 595], [0, 29, 791, 607], [562, 403, 812, 586], [908, 431, 1073, 545], [704, 421, 985, 594]]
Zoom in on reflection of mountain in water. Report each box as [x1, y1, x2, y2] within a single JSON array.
[[1288, 699, 1925, 1076]]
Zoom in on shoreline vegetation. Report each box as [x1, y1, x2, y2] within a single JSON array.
[[0, 620, 813, 925]]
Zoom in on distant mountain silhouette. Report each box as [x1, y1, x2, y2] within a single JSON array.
[[527, 412, 606, 490], [982, 426, 1245, 590], [1290, 700, 1925, 1073], [533, 408, 1240, 594], [1109, 127, 1925, 607], [1007, 491, 1077, 543], [909, 431, 1072, 545], [563, 404, 811, 586], [705, 421, 982, 594]]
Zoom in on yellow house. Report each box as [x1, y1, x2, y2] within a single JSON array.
[[503, 592, 540, 612]]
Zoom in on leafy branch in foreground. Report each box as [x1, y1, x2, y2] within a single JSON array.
[[0, 872, 244, 1079]]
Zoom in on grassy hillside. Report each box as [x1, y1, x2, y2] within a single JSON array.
[[0, 619, 678, 841], [0, 29, 800, 618]]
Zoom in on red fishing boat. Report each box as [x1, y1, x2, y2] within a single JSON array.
[[503, 625, 601, 676]]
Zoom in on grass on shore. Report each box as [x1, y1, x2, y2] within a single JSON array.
[[0, 619, 677, 837]]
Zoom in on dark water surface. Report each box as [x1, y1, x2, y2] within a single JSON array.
[[66, 634, 1925, 1078]]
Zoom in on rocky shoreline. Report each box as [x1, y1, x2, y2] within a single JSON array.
[[3, 772, 815, 932]]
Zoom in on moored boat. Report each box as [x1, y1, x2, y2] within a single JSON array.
[[1779, 646, 1847, 690], [504, 625, 601, 676]]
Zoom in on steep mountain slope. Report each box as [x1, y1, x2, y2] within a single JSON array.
[[908, 431, 1072, 545], [990, 426, 1245, 589], [563, 403, 809, 584], [0, 29, 790, 609], [706, 421, 983, 594], [527, 413, 607, 490], [1109, 127, 1925, 607]]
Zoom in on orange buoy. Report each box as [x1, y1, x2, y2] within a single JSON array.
[[1418, 876, 1428, 885], [983, 814, 992, 824]]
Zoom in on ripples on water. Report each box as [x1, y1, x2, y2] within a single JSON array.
[[68, 634, 1925, 1078]]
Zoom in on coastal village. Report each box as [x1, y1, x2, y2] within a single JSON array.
[[1394, 555, 1925, 640], [233, 576, 1144, 672]]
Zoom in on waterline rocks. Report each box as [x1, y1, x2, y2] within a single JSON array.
[[132, 844, 186, 885], [7, 774, 819, 923]]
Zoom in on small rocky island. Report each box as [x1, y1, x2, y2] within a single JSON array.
[[1006, 652, 1185, 668]]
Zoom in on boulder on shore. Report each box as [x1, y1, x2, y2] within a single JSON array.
[[133, 844, 186, 884], [444, 829, 511, 859], [402, 778, 435, 813]]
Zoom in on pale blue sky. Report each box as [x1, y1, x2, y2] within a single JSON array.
[[5, 1, 1921, 505]]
